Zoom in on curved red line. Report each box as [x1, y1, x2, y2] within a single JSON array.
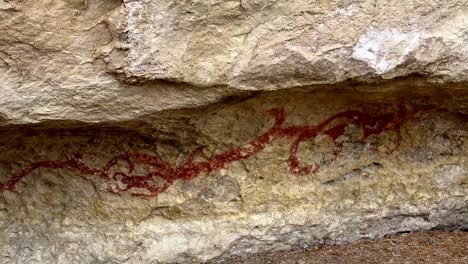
[[0, 105, 426, 198]]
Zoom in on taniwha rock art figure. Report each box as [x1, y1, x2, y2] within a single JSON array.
[[0, 105, 431, 197]]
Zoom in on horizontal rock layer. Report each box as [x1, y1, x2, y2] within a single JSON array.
[[1, 0, 468, 125], [1, 89, 467, 263], [123, 0, 468, 89], [0, 0, 467, 263]]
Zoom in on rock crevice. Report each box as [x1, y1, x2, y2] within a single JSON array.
[[0, 0, 467, 263]]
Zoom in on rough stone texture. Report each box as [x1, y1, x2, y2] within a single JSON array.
[[1, 0, 468, 124], [0, 0, 467, 263], [122, 0, 468, 88], [1, 89, 467, 263], [0, 0, 240, 125]]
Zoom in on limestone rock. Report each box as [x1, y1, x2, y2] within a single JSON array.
[[122, 0, 468, 88], [1, 0, 468, 124], [1, 90, 467, 263], [0, 1, 467, 264]]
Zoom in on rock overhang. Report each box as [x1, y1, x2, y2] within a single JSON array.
[[0, 0, 467, 263]]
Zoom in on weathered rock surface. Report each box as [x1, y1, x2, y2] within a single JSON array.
[[1, 0, 468, 125], [122, 0, 468, 88], [0, 1, 467, 263]]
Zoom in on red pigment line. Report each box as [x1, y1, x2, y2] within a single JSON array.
[[0, 105, 426, 198]]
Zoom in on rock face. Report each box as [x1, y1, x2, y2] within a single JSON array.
[[0, 1, 467, 263], [122, 0, 468, 88]]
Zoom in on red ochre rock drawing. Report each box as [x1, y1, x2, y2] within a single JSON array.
[[0, 105, 429, 198]]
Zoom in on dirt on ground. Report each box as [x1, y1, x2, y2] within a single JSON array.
[[213, 230, 468, 264]]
